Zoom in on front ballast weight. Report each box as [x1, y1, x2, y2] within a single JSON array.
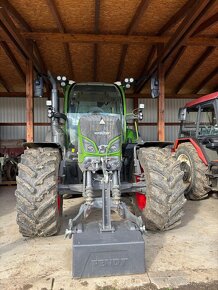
[[64, 157, 146, 278]]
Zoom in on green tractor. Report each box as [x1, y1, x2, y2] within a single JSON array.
[[15, 74, 186, 277]]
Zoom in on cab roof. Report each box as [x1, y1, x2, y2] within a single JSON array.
[[185, 92, 218, 108]]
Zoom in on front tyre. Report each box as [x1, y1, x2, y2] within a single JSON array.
[[16, 147, 61, 237], [136, 147, 186, 231]]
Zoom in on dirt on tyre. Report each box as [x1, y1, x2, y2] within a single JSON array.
[[176, 143, 209, 200], [136, 147, 186, 231], [15, 147, 61, 237]]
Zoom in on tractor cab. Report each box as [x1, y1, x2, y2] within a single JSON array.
[[179, 95, 218, 140], [178, 93, 218, 161], [66, 83, 124, 151]]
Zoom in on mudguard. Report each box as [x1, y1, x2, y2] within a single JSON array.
[[173, 138, 208, 165]]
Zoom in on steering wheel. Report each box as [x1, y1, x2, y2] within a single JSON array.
[[88, 107, 104, 113]]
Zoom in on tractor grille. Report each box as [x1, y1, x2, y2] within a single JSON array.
[[79, 115, 121, 146]]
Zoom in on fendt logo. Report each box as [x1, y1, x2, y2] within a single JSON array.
[[91, 258, 128, 267], [94, 131, 110, 135]]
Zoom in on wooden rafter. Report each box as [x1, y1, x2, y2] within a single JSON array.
[[135, 0, 216, 93], [138, 0, 195, 82], [93, 0, 100, 82], [3, 0, 31, 31], [193, 67, 218, 94], [0, 3, 42, 73], [46, 0, 74, 79], [1, 0, 47, 76], [156, 2, 217, 82], [0, 19, 26, 59], [0, 40, 25, 82], [0, 73, 11, 92], [165, 46, 186, 79], [175, 46, 215, 93], [116, 0, 150, 80], [138, 47, 157, 83], [166, 11, 217, 86], [193, 12, 218, 35]]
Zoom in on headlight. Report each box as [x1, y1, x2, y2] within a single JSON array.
[[83, 139, 96, 153], [108, 139, 120, 153]]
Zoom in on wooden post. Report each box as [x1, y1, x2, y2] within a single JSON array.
[[157, 45, 165, 141], [26, 59, 34, 142]]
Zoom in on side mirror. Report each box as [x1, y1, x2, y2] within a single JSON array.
[[178, 107, 187, 121], [34, 76, 44, 97], [151, 74, 159, 98]]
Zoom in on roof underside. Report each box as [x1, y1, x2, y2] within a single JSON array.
[[0, 0, 217, 96]]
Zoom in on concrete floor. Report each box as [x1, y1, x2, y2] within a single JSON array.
[[0, 186, 218, 290]]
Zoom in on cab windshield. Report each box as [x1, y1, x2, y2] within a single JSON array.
[[67, 84, 123, 146]]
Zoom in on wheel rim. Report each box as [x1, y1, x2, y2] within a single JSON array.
[[177, 153, 192, 183]]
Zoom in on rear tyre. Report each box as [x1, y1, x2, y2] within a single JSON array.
[[136, 147, 186, 231], [15, 147, 61, 237], [176, 143, 209, 200], [5, 160, 18, 181]]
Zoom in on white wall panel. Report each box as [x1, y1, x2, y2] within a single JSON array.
[[0, 98, 26, 122], [0, 126, 26, 140], [0, 97, 193, 142]]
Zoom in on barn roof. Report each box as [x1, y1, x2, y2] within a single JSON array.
[[0, 0, 217, 98]]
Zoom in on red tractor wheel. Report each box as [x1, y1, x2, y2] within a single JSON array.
[[176, 143, 209, 200]]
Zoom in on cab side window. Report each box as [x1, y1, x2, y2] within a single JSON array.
[[198, 104, 218, 136]]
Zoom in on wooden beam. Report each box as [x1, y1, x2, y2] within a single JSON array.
[[138, 0, 195, 84], [127, 0, 150, 35], [93, 0, 100, 82], [193, 12, 218, 35], [138, 47, 157, 83], [157, 45, 165, 141], [14, 32, 218, 47], [135, 0, 216, 93], [193, 67, 218, 94], [165, 46, 186, 79], [63, 44, 74, 79], [26, 59, 34, 142], [160, 4, 217, 82], [46, 0, 74, 79], [175, 46, 215, 93], [0, 3, 41, 72], [0, 73, 11, 92], [158, 0, 196, 35], [32, 42, 46, 75], [0, 19, 26, 59], [0, 41, 25, 82], [3, 0, 31, 31], [1, 1, 48, 78], [116, 0, 150, 80], [0, 92, 208, 99]]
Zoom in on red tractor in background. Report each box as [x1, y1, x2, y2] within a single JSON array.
[[174, 92, 218, 200]]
